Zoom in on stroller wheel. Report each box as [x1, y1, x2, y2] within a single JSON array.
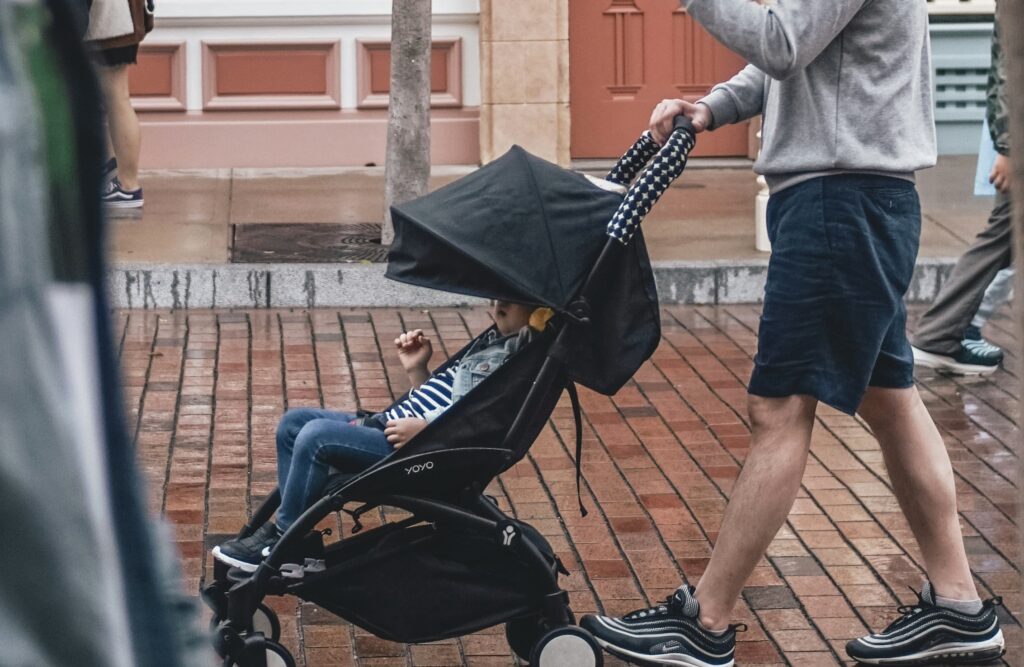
[[221, 639, 295, 667], [210, 602, 281, 642], [506, 611, 577, 663], [530, 626, 602, 667]]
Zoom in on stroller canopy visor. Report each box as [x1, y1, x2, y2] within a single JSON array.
[[386, 146, 661, 395], [389, 146, 623, 308]]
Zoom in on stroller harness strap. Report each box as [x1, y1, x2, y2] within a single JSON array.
[[607, 126, 696, 245], [566, 381, 588, 518]]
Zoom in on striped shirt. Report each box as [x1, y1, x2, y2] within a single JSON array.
[[384, 367, 457, 423]]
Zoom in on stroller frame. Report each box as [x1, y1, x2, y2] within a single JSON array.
[[203, 118, 697, 667]]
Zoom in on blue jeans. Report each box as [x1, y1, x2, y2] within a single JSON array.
[[275, 408, 393, 530]]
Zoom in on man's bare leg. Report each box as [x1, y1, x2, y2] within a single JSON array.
[[857, 386, 978, 600], [694, 394, 818, 630]]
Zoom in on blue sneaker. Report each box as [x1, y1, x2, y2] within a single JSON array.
[[212, 523, 281, 573], [102, 177, 144, 209]]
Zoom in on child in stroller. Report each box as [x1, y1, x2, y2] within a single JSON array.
[[212, 299, 549, 572]]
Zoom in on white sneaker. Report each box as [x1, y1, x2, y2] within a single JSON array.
[[911, 344, 1001, 376]]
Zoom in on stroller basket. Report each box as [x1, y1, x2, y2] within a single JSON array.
[[293, 519, 560, 643]]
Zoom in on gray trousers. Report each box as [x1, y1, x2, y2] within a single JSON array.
[[910, 192, 1013, 355]]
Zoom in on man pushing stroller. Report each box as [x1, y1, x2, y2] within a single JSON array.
[[213, 300, 551, 572], [581, 0, 1005, 665]]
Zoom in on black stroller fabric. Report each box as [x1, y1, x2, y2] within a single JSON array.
[[387, 146, 661, 395], [296, 521, 558, 643], [339, 327, 564, 492]]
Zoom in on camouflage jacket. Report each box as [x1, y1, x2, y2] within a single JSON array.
[[987, 18, 1009, 156]]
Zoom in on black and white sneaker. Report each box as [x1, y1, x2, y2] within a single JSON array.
[[581, 586, 741, 666], [211, 523, 281, 573], [846, 582, 1004, 665], [911, 338, 1002, 376], [102, 177, 144, 208]]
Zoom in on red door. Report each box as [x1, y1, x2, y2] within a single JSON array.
[[570, 0, 751, 158]]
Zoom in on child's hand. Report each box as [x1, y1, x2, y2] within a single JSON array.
[[395, 329, 432, 372], [385, 418, 428, 448]]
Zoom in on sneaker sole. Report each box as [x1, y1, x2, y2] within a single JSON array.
[[911, 348, 999, 376], [103, 199, 144, 209], [851, 631, 1005, 665], [211, 546, 259, 573], [594, 637, 733, 667]]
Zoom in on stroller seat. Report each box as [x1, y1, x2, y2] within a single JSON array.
[[320, 324, 563, 505]]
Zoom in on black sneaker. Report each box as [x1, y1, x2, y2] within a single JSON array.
[[212, 523, 281, 573], [102, 177, 144, 209], [581, 586, 741, 666], [911, 339, 1002, 376], [846, 582, 1004, 665]]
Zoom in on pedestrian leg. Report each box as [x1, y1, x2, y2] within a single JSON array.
[[857, 386, 977, 599], [693, 394, 818, 629]]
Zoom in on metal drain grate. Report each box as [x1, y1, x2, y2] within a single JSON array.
[[231, 223, 389, 263]]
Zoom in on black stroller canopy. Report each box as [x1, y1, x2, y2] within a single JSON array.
[[387, 145, 662, 396], [388, 146, 625, 309]]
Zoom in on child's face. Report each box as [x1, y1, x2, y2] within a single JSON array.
[[488, 300, 533, 336]]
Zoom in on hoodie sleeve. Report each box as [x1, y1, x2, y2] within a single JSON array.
[[681, 0, 869, 81], [699, 64, 767, 129]]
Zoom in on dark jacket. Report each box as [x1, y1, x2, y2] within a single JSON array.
[[987, 17, 1009, 156]]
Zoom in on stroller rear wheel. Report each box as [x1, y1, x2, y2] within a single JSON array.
[[210, 602, 281, 642], [221, 638, 295, 667], [530, 626, 602, 667]]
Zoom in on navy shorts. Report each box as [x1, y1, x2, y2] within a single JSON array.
[[748, 174, 921, 415]]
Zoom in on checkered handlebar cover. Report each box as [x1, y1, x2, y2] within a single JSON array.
[[605, 131, 661, 187], [606, 123, 697, 245]]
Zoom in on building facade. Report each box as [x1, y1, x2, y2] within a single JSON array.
[[128, 0, 995, 169]]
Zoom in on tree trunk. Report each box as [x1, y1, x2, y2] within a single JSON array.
[[382, 0, 432, 245], [1004, 1, 1024, 656]]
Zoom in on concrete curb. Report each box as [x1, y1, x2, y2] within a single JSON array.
[[110, 258, 957, 309]]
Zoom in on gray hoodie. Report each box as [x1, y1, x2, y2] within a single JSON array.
[[686, 0, 937, 193]]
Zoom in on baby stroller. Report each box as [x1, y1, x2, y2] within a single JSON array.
[[202, 118, 697, 667]]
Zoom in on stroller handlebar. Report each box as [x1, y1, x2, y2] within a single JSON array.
[[672, 114, 696, 136], [605, 132, 661, 187], [605, 118, 697, 245], [605, 115, 697, 186]]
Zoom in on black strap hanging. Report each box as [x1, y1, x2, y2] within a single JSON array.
[[566, 382, 588, 517]]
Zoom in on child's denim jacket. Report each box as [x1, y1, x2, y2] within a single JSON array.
[[451, 326, 532, 402]]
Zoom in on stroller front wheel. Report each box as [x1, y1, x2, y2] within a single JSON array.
[[210, 602, 281, 642], [221, 638, 295, 667], [506, 610, 577, 663], [530, 626, 603, 667]]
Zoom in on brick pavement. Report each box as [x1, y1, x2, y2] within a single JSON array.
[[116, 306, 1022, 666]]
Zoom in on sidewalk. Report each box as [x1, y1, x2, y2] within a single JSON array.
[[119, 304, 1021, 666], [107, 157, 995, 309]]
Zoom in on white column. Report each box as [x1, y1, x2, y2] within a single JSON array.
[[754, 129, 771, 252]]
